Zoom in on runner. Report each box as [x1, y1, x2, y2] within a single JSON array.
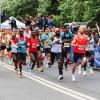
[[11, 31, 18, 71], [51, 30, 63, 80], [16, 30, 29, 78], [38, 29, 45, 68], [6, 30, 12, 64], [86, 31, 95, 75], [28, 31, 41, 74], [71, 26, 88, 82], [61, 26, 73, 70], [0, 31, 6, 62], [43, 29, 52, 68]]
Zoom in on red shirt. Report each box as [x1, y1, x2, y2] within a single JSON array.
[[29, 38, 39, 52], [74, 34, 88, 54]]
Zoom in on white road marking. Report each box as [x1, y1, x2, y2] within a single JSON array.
[[0, 62, 98, 100]]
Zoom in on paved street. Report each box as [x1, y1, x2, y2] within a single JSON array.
[[0, 60, 100, 100]]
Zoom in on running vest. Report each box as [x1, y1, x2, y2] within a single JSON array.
[[17, 37, 27, 53], [74, 34, 87, 53], [62, 32, 72, 48]]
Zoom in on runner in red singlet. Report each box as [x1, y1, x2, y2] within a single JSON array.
[[71, 26, 88, 82]]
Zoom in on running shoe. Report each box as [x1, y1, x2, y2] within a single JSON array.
[[29, 70, 34, 75], [9, 60, 12, 65], [83, 71, 87, 76], [58, 75, 63, 81], [15, 69, 19, 74], [48, 62, 51, 67], [37, 67, 44, 72], [89, 68, 94, 75], [72, 75, 77, 82], [78, 65, 82, 75]]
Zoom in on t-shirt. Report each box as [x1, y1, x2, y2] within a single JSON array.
[[51, 37, 62, 53], [11, 39, 18, 53], [41, 33, 52, 48], [29, 38, 39, 52]]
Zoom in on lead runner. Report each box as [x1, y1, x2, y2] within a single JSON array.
[[71, 26, 88, 82]]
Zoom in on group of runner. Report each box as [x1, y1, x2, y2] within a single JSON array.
[[0, 25, 99, 82]]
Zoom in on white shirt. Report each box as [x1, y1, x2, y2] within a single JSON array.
[[11, 43, 18, 53], [51, 37, 62, 53]]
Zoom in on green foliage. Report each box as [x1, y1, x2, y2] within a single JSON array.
[[1, 0, 39, 17], [37, 0, 50, 15], [83, 0, 100, 26], [1, 0, 100, 27], [53, 15, 64, 27]]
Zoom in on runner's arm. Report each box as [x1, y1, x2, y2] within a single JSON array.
[[71, 35, 77, 47]]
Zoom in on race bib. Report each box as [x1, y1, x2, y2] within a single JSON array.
[[78, 45, 85, 50], [64, 43, 70, 47], [32, 43, 37, 48]]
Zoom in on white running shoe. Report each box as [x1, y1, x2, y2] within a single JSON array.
[[9, 60, 12, 65], [78, 65, 82, 75], [89, 68, 94, 75], [72, 75, 77, 82], [29, 70, 34, 75], [58, 75, 63, 81], [83, 71, 87, 76]]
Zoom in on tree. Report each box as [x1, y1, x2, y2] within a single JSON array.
[[1, 0, 39, 17], [83, 0, 100, 27]]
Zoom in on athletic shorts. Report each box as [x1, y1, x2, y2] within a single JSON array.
[[73, 52, 86, 63], [29, 52, 38, 61], [7, 47, 12, 52], [1, 45, 6, 50], [51, 52, 62, 60], [62, 47, 70, 58], [17, 52, 26, 63]]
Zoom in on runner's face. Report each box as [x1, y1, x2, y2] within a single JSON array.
[[61, 28, 66, 32], [39, 30, 42, 35], [66, 28, 69, 34], [45, 30, 49, 35]]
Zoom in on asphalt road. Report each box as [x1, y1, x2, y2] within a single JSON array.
[[0, 59, 100, 100]]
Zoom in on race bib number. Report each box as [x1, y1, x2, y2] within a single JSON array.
[[78, 45, 85, 50], [64, 43, 70, 47], [32, 43, 37, 48]]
